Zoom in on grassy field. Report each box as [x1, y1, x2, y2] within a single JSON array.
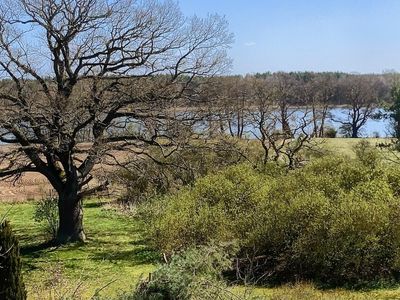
[[2, 198, 400, 299], [318, 137, 391, 157], [0, 200, 156, 299], [1, 137, 400, 299]]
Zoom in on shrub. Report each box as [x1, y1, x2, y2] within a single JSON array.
[[140, 157, 400, 286], [339, 124, 353, 138], [323, 126, 337, 138], [373, 131, 380, 138], [33, 192, 59, 239], [140, 164, 269, 255], [0, 220, 27, 300], [353, 140, 381, 168], [117, 244, 245, 300]]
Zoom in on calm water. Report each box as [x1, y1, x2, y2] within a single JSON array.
[[328, 108, 390, 137], [231, 107, 391, 138]]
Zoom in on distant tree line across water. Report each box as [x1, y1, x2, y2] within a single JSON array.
[[189, 71, 399, 139]]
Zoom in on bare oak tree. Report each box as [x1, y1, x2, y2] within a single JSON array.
[[0, 0, 233, 243]]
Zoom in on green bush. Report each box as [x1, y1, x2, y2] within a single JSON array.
[[0, 220, 27, 300], [353, 140, 381, 169], [323, 127, 337, 138], [33, 192, 59, 239], [140, 164, 269, 255], [140, 157, 400, 286], [117, 244, 244, 300]]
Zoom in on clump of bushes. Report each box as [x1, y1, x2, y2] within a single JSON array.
[[140, 154, 400, 286], [0, 219, 27, 300], [353, 140, 381, 168], [117, 244, 249, 300]]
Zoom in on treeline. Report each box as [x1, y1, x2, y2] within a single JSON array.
[[184, 72, 400, 140], [196, 71, 394, 107]]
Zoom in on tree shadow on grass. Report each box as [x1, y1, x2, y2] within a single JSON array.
[[83, 201, 108, 209], [20, 238, 87, 259], [83, 231, 160, 265], [89, 245, 160, 265], [19, 232, 160, 268], [21, 240, 58, 256], [20, 240, 63, 271]]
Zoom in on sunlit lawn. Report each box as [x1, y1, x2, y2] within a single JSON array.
[[319, 137, 391, 157], [0, 200, 157, 299]]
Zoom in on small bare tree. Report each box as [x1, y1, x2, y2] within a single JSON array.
[[298, 73, 338, 137], [312, 74, 338, 137], [0, 0, 233, 243], [250, 77, 315, 169], [333, 75, 384, 138]]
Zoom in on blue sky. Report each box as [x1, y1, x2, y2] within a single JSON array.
[[179, 0, 400, 75]]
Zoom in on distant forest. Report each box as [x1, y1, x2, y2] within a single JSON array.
[[192, 71, 396, 106]]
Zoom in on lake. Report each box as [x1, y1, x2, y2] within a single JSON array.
[[318, 107, 389, 137], [221, 107, 392, 138]]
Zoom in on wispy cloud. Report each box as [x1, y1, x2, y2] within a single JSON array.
[[244, 42, 256, 47]]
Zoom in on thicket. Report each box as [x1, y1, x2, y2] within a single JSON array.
[[323, 127, 337, 138], [140, 147, 400, 286], [115, 138, 256, 205]]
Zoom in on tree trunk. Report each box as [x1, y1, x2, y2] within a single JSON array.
[[312, 105, 318, 137], [351, 125, 358, 138], [319, 114, 326, 137], [56, 189, 86, 244], [282, 120, 292, 138]]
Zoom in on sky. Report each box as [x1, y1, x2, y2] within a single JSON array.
[[179, 0, 400, 75]]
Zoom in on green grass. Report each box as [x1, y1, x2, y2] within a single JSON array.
[[0, 200, 157, 299], [318, 137, 391, 157], [239, 283, 400, 300]]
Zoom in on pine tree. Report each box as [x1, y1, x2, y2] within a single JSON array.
[[0, 220, 27, 300]]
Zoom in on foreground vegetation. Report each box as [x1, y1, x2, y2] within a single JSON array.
[[2, 140, 400, 298], [1, 0, 400, 298], [3, 199, 400, 299], [141, 154, 400, 285]]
